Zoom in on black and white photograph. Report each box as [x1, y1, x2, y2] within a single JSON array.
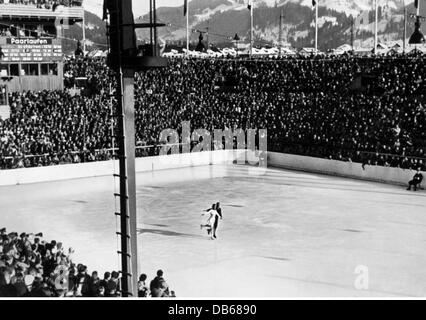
[[0, 0, 425, 304]]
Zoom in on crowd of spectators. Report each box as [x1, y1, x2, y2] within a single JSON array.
[[0, 227, 174, 297], [0, 27, 12, 37], [0, 89, 114, 169], [1, 55, 425, 171], [0, 0, 82, 8]]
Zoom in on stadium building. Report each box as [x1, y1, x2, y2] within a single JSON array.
[[0, 0, 84, 94]]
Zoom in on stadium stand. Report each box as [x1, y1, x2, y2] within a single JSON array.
[[0, 1, 82, 8], [0, 55, 425, 171], [0, 227, 173, 297]]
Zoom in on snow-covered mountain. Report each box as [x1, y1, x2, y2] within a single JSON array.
[[78, 0, 423, 52], [132, 0, 424, 50], [183, 0, 408, 19], [284, 0, 405, 16]]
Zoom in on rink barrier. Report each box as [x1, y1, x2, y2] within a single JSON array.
[[267, 152, 424, 187], [0, 150, 422, 187], [0, 150, 245, 186]]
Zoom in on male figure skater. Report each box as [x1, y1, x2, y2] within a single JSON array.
[[212, 202, 223, 239]]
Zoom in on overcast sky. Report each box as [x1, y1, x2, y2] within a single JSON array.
[[84, 0, 185, 18]]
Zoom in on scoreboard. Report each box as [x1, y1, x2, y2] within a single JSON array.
[[1, 37, 62, 62]]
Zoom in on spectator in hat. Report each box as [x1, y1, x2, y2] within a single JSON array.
[[138, 273, 149, 297], [0, 267, 17, 297], [150, 270, 169, 297], [75, 264, 90, 297], [88, 271, 101, 297], [407, 168, 424, 191], [99, 271, 111, 295], [106, 271, 120, 297], [11, 272, 28, 297]]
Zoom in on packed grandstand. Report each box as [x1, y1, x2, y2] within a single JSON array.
[[0, 0, 82, 7], [0, 227, 173, 297], [0, 55, 425, 171]]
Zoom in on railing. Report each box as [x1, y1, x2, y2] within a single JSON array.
[[0, 142, 213, 170], [268, 140, 426, 171], [2, 139, 426, 171], [1, 146, 144, 170]]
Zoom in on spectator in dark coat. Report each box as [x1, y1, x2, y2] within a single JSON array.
[[407, 168, 424, 191], [150, 270, 169, 297], [138, 274, 149, 297], [99, 271, 110, 296], [75, 265, 91, 297], [86, 271, 100, 297], [105, 271, 120, 297]]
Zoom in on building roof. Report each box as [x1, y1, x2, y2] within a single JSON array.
[[0, 3, 84, 21]]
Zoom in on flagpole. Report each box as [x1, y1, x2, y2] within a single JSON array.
[[82, 10, 86, 53], [351, 16, 354, 51], [186, 1, 189, 53], [403, 0, 406, 53], [315, 1, 318, 53], [374, 0, 378, 55], [279, 9, 283, 58], [250, 1, 253, 58]]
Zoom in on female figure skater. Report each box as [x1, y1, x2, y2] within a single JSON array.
[[201, 204, 219, 240]]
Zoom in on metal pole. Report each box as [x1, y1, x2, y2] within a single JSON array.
[[250, 2, 253, 57], [206, 20, 210, 50], [112, 0, 138, 298], [403, 2, 406, 53], [110, 83, 115, 154], [82, 10, 86, 53], [116, 67, 130, 298], [315, 1, 318, 53], [153, 0, 158, 56], [123, 67, 138, 298], [415, 0, 421, 52], [374, 0, 378, 54], [186, 1, 189, 52], [150, 0, 153, 51], [279, 9, 283, 57], [113, 0, 129, 298]]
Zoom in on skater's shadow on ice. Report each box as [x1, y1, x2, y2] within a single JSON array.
[[70, 200, 89, 204], [137, 228, 204, 239], [260, 256, 291, 262], [140, 186, 165, 190]]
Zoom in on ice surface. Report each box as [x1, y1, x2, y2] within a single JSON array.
[[1, 164, 425, 297]]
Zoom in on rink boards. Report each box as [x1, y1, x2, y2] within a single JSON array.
[[0, 150, 423, 187]]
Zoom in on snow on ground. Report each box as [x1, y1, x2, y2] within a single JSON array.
[[1, 164, 426, 297]]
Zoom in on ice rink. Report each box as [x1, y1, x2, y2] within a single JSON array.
[[1, 164, 426, 297]]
